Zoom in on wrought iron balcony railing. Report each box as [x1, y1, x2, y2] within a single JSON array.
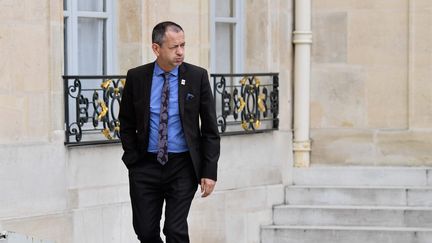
[[64, 75, 125, 146], [211, 73, 279, 135], [64, 73, 279, 146]]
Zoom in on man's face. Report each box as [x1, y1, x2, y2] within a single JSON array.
[[153, 30, 185, 71]]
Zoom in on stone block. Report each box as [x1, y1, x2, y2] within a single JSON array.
[[0, 1, 49, 22], [224, 213, 247, 243], [0, 50, 11, 94], [67, 144, 127, 189], [0, 143, 67, 218], [277, 71, 293, 131], [261, 226, 432, 243], [0, 23, 50, 93], [375, 130, 432, 166], [0, 92, 50, 143], [312, 11, 347, 63], [245, 210, 273, 243], [0, 95, 26, 143], [311, 129, 432, 166], [1, 213, 71, 243], [410, 67, 432, 129], [409, 9, 432, 129], [347, 10, 407, 67], [189, 184, 284, 243], [428, 169, 432, 186], [245, 0, 269, 71], [49, 92, 64, 132], [225, 186, 268, 212], [407, 188, 432, 206], [285, 187, 407, 206], [292, 166, 429, 187], [189, 192, 226, 243], [266, 184, 285, 207], [274, 205, 432, 227], [68, 184, 130, 209], [277, 1, 293, 66], [311, 129, 376, 165], [1, 232, 55, 243], [185, 46, 200, 67], [364, 67, 408, 129], [313, 0, 407, 10], [311, 64, 366, 129], [25, 93, 50, 142], [198, 46, 210, 70], [72, 203, 137, 243], [118, 43, 142, 74], [170, 0, 200, 15], [217, 133, 283, 190], [413, 0, 432, 10], [118, 0, 142, 43], [49, 0, 62, 22]]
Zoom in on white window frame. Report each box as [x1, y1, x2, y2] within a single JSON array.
[[210, 0, 244, 73], [63, 0, 116, 75]]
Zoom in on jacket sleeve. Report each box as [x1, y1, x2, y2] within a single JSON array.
[[119, 70, 139, 167], [199, 70, 221, 181]]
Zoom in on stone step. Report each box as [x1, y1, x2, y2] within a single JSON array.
[[292, 166, 432, 187], [285, 186, 432, 206], [0, 231, 55, 243], [273, 205, 432, 227], [261, 225, 432, 243]]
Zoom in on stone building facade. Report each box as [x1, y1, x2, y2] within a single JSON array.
[[0, 0, 431, 243], [311, 0, 432, 166]]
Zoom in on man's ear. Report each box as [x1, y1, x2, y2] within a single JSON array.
[[151, 43, 160, 57]]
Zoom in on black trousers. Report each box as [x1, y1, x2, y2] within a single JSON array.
[[128, 152, 198, 243]]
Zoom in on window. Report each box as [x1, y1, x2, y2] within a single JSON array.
[[210, 0, 244, 73], [63, 0, 118, 145], [63, 0, 115, 75]]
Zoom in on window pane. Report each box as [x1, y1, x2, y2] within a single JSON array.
[[78, 0, 105, 12], [64, 18, 68, 74], [78, 18, 105, 75], [215, 23, 233, 73], [63, 0, 67, 10], [216, 0, 233, 17]]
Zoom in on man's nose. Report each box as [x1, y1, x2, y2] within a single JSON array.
[[176, 47, 184, 55]]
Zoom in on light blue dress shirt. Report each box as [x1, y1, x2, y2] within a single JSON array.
[[147, 62, 189, 153]]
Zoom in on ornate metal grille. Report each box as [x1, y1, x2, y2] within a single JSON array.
[[211, 73, 279, 135], [64, 73, 279, 146], [64, 75, 125, 146]]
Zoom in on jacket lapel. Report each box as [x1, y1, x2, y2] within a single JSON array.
[[178, 63, 187, 119], [138, 62, 155, 128]]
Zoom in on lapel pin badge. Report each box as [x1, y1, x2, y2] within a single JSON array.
[[181, 79, 186, 85]]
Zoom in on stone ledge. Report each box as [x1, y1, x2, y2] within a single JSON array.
[[261, 226, 432, 243], [68, 184, 130, 209], [293, 166, 432, 186]]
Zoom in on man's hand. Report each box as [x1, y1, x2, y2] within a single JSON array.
[[200, 178, 216, 197]]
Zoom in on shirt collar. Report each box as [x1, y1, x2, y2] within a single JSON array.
[[154, 62, 179, 77]]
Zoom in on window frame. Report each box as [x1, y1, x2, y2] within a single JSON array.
[[63, 0, 116, 75], [210, 0, 244, 73]]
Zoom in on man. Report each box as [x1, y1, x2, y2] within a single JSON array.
[[119, 21, 220, 243]]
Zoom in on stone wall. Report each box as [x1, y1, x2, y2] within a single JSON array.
[[310, 0, 432, 166], [0, 0, 70, 242]]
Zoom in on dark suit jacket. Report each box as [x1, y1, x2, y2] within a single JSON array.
[[119, 62, 220, 181]]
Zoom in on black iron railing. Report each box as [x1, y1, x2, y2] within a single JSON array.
[[211, 73, 279, 135], [63, 75, 125, 146], [64, 73, 279, 146]]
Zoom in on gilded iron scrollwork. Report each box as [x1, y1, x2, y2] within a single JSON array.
[[212, 73, 279, 135], [64, 75, 126, 145], [64, 73, 279, 145]]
